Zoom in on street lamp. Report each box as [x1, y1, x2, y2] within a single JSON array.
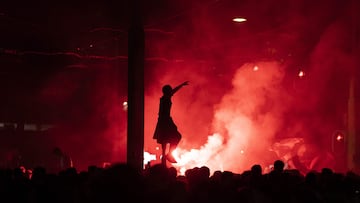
[[232, 17, 247, 23]]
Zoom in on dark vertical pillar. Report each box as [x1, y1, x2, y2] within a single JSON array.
[[127, 0, 144, 172]]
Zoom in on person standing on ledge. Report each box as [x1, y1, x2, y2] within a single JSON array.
[[153, 81, 189, 165]]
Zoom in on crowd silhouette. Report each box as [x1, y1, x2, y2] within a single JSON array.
[[0, 159, 359, 203]]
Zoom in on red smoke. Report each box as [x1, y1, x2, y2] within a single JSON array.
[[147, 61, 291, 174], [31, 0, 354, 174]]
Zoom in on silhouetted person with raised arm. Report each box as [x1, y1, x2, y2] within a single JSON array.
[[153, 81, 189, 165]]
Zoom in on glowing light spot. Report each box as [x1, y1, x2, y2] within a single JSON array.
[[144, 151, 156, 166], [170, 134, 224, 174], [298, 70, 305, 78], [155, 146, 159, 150], [122, 101, 128, 111], [233, 17, 247, 23], [240, 150, 244, 154], [253, 65, 259, 71], [89, 44, 93, 48], [336, 134, 343, 141], [180, 167, 186, 175], [172, 149, 179, 163]]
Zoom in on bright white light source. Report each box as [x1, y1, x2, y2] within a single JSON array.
[[298, 70, 305, 78], [336, 134, 344, 141], [253, 65, 259, 71], [123, 101, 128, 111], [233, 17, 247, 23], [144, 151, 157, 166]]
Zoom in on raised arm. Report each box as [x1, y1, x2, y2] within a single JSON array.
[[172, 81, 189, 95]]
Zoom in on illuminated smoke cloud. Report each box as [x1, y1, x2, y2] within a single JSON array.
[[144, 0, 354, 174], [172, 61, 290, 174], [32, 0, 354, 173]]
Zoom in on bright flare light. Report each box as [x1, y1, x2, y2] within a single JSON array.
[[233, 17, 247, 23], [144, 151, 156, 166], [171, 133, 225, 175]]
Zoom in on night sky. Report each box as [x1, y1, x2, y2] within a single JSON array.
[[0, 0, 358, 173]]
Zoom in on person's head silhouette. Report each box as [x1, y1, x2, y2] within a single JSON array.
[[162, 85, 172, 96], [273, 159, 285, 172]]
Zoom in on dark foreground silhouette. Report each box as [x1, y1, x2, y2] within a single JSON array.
[[1, 160, 360, 203]]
